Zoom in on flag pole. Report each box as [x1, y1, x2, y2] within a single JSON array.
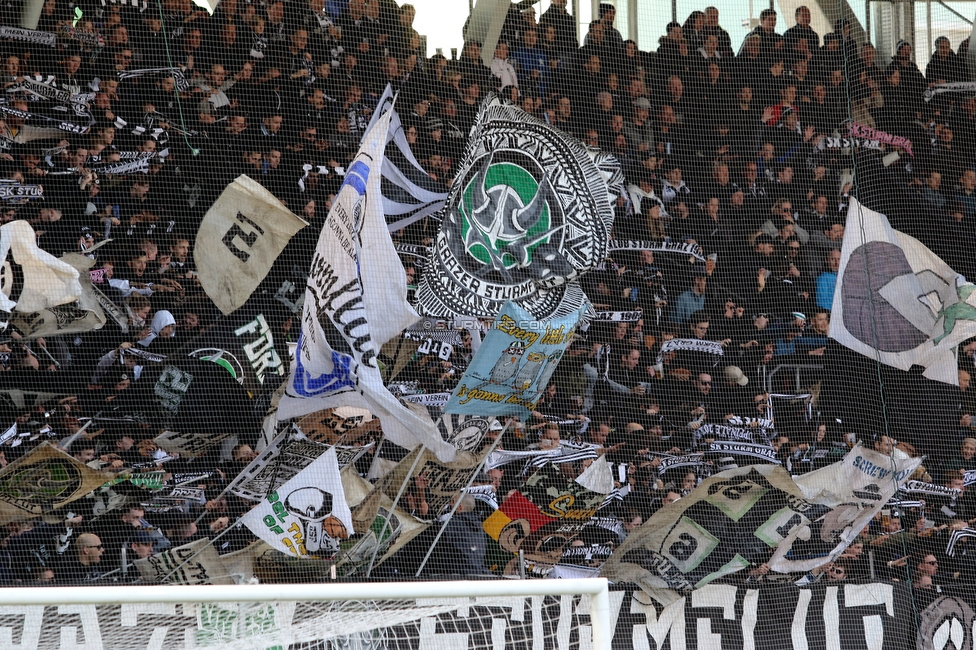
[[364, 442, 427, 577], [190, 422, 355, 529], [57, 419, 93, 451], [189, 424, 297, 528], [414, 420, 510, 577], [156, 521, 244, 584]]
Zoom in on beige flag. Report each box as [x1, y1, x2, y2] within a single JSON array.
[[9, 252, 109, 339], [134, 537, 235, 585], [375, 446, 488, 521], [0, 442, 113, 524], [219, 540, 271, 582], [297, 407, 378, 445], [335, 465, 427, 575], [0, 221, 82, 313], [195, 174, 308, 315]]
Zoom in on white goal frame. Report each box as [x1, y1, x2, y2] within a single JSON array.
[[0, 578, 613, 650]]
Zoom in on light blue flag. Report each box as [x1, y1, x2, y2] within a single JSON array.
[[445, 300, 586, 418]]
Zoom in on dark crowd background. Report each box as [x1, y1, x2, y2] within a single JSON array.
[[0, 0, 972, 594]]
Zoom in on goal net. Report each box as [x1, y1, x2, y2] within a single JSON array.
[[0, 579, 612, 650]]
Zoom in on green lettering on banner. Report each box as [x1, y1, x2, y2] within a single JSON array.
[[195, 602, 282, 647]]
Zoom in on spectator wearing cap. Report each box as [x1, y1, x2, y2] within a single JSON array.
[[623, 97, 655, 158], [126, 530, 157, 569], [714, 365, 753, 416], [406, 92, 435, 132]]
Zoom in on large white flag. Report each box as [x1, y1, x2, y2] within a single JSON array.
[[0, 220, 81, 313], [830, 197, 976, 384], [278, 112, 457, 462], [768, 443, 920, 574], [241, 447, 354, 558]]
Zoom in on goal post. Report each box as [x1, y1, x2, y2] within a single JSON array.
[[0, 578, 613, 650]]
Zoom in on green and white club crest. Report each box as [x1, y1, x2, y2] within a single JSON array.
[[417, 98, 622, 320]]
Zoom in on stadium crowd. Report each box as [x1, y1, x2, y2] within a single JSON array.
[[0, 0, 974, 590]]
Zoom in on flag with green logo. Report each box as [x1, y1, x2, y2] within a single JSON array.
[[416, 94, 623, 320]]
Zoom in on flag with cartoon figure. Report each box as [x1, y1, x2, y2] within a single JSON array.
[[241, 446, 353, 559], [445, 300, 585, 418], [483, 456, 613, 575]]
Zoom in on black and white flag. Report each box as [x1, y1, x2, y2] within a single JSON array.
[[416, 94, 623, 319], [0, 27, 57, 47], [181, 301, 290, 398], [279, 111, 456, 462], [228, 426, 368, 501], [830, 198, 976, 385], [364, 85, 449, 232]]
